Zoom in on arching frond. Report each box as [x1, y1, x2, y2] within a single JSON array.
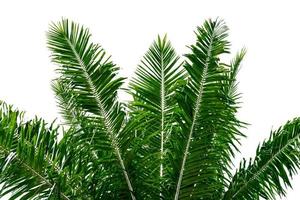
[[173, 18, 244, 199], [0, 102, 71, 199], [47, 19, 135, 199], [223, 118, 300, 200]]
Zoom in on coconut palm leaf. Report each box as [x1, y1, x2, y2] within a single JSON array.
[[0, 101, 71, 199], [128, 35, 183, 198], [47, 19, 137, 199], [223, 118, 300, 200], [173, 18, 246, 199]]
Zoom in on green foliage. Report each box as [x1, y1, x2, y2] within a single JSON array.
[[223, 118, 300, 200], [0, 18, 300, 200], [173, 19, 242, 200], [47, 19, 135, 199], [128, 35, 183, 199], [0, 102, 71, 199]]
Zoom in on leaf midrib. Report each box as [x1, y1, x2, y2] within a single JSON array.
[[159, 46, 166, 198]]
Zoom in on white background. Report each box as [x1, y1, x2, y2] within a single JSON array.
[[1, 0, 300, 199]]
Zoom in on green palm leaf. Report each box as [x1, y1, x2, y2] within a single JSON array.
[[0, 102, 71, 199], [223, 118, 300, 200], [129, 35, 183, 198], [173, 18, 245, 199], [52, 78, 118, 199], [47, 19, 135, 199]]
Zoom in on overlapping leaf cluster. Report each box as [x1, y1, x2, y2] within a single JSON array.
[[1, 18, 300, 200]]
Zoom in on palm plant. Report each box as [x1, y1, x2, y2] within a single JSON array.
[[1, 18, 300, 200]]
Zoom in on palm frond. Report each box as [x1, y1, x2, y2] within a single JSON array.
[[128, 35, 183, 198], [0, 101, 71, 199], [219, 48, 247, 165], [173, 18, 245, 199], [223, 118, 300, 200], [47, 19, 135, 199], [52, 78, 123, 199]]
